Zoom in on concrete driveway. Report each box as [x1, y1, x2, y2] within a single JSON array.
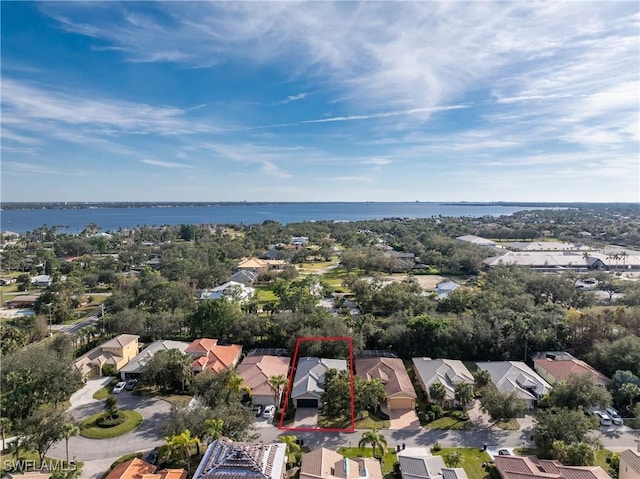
[[293, 408, 319, 428], [383, 406, 421, 430], [47, 379, 172, 463]]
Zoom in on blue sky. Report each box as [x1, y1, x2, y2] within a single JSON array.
[[1, 1, 639, 202]]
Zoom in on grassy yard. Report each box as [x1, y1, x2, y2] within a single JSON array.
[[337, 447, 397, 479], [80, 410, 143, 439], [254, 285, 278, 307], [132, 384, 192, 407], [297, 257, 338, 273], [317, 411, 390, 429], [93, 378, 119, 400], [432, 448, 492, 479], [495, 418, 520, 430], [427, 416, 474, 430]]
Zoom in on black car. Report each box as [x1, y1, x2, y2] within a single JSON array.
[[125, 379, 138, 391], [146, 447, 160, 465]]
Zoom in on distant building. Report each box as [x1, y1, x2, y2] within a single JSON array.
[[434, 281, 460, 299], [456, 235, 497, 247], [199, 281, 255, 302], [186, 338, 242, 374]]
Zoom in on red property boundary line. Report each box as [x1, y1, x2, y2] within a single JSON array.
[[278, 336, 355, 432]]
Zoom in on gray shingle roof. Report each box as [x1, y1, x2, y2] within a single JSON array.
[[291, 357, 347, 399]]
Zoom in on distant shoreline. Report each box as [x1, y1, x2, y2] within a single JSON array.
[[1, 201, 635, 211]]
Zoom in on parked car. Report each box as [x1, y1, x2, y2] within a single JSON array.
[[498, 449, 511, 456], [112, 381, 126, 394], [146, 447, 160, 465], [251, 405, 263, 417], [125, 379, 138, 391], [605, 407, 623, 425], [263, 405, 276, 419], [593, 411, 612, 426]]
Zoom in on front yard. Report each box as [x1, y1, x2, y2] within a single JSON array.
[[432, 448, 492, 479], [427, 415, 474, 430]]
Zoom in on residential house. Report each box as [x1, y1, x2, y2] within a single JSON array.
[[397, 448, 468, 479], [356, 357, 417, 410], [300, 447, 383, 479], [31, 275, 53, 287], [383, 250, 416, 272], [119, 339, 190, 380], [618, 440, 640, 479], [236, 257, 287, 275], [227, 270, 259, 287], [192, 437, 286, 479], [433, 281, 460, 299], [0, 277, 17, 286], [186, 338, 243, 374], [74, 334, 140, 378], [291, 357, 348, 409], [532, 352, 611, 387], [291, 236, 309, 247], [236, 354, 291, 407], [505, 241, 588, 251], [105, 458, 186, 479], [412, 358, 475, 409], [495, 455, 611, 479], [483, 250, 640, 272], [5, 294, 40, 309], [199, 281, 255, 302], [476, 361, 551, 409], [456, 235, 497, 248]]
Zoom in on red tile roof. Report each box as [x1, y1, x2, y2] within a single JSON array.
[[533, 357, 611, 386]]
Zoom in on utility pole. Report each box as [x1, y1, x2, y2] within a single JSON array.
[[101, 303, 105, 334], [46, 302, 53, 336]]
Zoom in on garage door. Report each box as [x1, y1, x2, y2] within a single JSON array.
[[296, 399, 319, 408], [389, 398, 415, 409]]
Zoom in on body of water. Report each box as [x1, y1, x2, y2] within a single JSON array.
[[1, 202, 548, 234]]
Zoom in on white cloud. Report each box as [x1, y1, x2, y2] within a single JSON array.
[[140, 159, 193, 169]]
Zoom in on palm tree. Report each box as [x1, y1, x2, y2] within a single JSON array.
[[226, 372, 251, 402], [279, 435, 301, 465], [443, 450, 463, 468], [620, 251, 629, 269], [472, 369, 491, 391], [0, 417, 11, 452], [268, 375, 288, 408], [204, 418, 224, 444], [358, 428, 387, 459], [165, 430, 200, 473], [61, 419, 80, 464], [429, 382, 447, 408], [454, 383, 474, 409]]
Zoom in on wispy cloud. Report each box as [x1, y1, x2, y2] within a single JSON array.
[[140, 159, 193, 169], [3, 161, 67, 175], [272, 92, 309, 105]]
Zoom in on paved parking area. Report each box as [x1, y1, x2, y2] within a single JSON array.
[[293, 408, 319, 428], [384, 407, 421, 430]]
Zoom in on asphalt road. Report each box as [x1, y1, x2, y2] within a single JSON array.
[[47, 378, 171, 478]]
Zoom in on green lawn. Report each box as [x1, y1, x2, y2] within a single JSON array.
[[317, 411, 389, 429], [80, 410, 143, 439], [254, 286, 278, 306], [495, 418, 520, 430], [337, 447, 397, 479], [432, 448, 492, 479], [93, 378, 119, 400], [427, 416, 474, 430]]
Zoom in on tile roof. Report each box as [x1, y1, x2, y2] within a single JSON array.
[[236, 355, 291, 397], [292, 357, 347, 399], [619, 449, 640, 474], [495, 456, 612, 479], [105, 458, 156, 479], [476, 361, 550, 400], [101, 334, 140, 349], [300, 448, 382, 479], [533, 356, 611, 386], [412, 358, 474, 401], [186, 338, 243, 373], [186, 338, 219, 354], [397, 448, 447, 479], [356, 357, 417, 399], [120, 340, 190, 375], [192, 437, 286, 479]]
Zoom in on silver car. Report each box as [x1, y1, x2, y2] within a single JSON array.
[[605, 407, 623, 425]]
